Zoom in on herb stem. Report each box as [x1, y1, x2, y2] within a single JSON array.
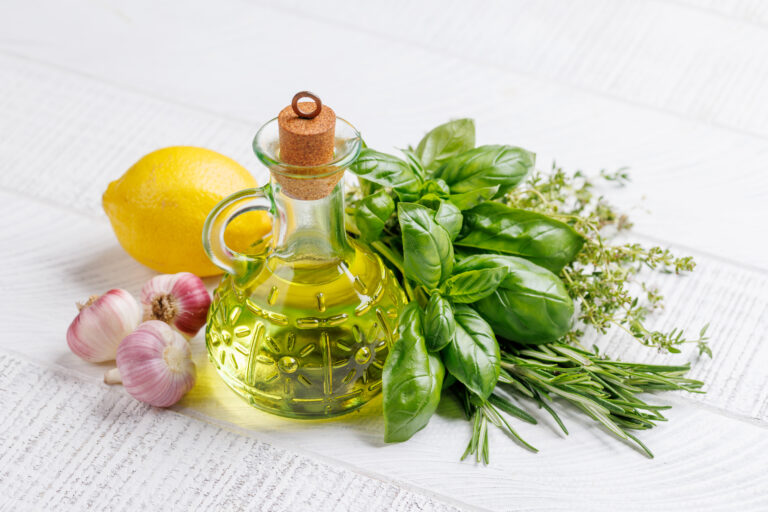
[[403, 279, 416, 302], [371, 241, 405, 274]]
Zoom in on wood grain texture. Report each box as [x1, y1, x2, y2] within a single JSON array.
[[588, 247, 768, 421], [1, 0, 768, 509], [674, 0, 768, 26], [0, 49, 766, 270], [0, 352, 465, 512], [265, 0, 768, 138]]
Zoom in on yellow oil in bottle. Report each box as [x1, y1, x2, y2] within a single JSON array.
[[202, 102, 405, 418], [205, 239, 405, 418]]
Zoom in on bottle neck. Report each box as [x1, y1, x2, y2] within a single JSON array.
[[269, 178, 353, 268]]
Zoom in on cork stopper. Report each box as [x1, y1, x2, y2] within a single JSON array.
[[276, 91, 340, 200]]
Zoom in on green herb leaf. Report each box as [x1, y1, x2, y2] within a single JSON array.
[[419, 179, 451, 198], [415, 118, 476, 172], [350, 148, 421, 201], [499, 342, 704, 457], [488, 394, 537, 425], [398, 202, 454, 289], [354, 190, 396, 243], [448, 185, 500, 210], [456, 202, 584, 273], [433, 145, 534, 196], [443, 305, 501, 400], [433, 200, 463, 241], [424, 294, 455, 352], [456, 254, 573, 344], [401, 147, 427, 182], [440, 266, 508, 303], [417, 194, 463, 241], [383, 302, 445, 442]]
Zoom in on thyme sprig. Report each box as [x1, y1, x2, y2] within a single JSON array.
[[506, 165, 711, 356]]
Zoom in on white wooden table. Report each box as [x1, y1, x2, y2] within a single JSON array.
[[1, 1, 767, 510]]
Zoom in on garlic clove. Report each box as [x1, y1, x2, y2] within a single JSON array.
[[104, 367, 122, 384], [66, 289, 142, 362], [112, 320, 196, 407], [141, 272, 211, 338]]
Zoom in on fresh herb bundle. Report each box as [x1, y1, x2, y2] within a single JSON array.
[[346, 119, 707, 460]]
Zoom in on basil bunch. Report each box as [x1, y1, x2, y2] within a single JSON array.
[[349, 119, 584, 442]]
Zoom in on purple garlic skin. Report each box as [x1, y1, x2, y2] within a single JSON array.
[[115, 320, 196, 407], [141, 272, 211, 338], [66, 289, 142, 362]]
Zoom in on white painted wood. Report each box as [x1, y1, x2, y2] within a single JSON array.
[[0, 54, 262, 215], [0, 352, 465, 512], [1, 0, 768, 509], [588, 248, 768, 421], [265, 0, 768, 137], [1, 51, 767, 271], [674, 0, 768, 26]]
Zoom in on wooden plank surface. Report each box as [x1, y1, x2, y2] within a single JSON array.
[[0, 1, 766, 268], [0, 352, 465, 512], [268, 0, 768, 137], [1, 0, 767, 510]]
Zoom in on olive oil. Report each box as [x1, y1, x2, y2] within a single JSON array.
[[202, 99, 404, 418], [206, 242, 405, 418]]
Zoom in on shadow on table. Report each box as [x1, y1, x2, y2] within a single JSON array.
[[177, 342, 468, 449]]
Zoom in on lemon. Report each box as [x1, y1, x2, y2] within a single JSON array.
[[103, 146, 271, 277]]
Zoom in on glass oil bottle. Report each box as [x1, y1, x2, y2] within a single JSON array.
[[203, 93, 406, 418]]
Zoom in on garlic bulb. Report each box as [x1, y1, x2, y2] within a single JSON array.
[[105, 320, 196, 407], [66, 289, 142, 362], [141, 272, 211, 338]]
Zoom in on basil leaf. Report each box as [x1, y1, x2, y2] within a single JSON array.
[[360, 179, 381, 198], [433, 200, 463, 241], [433, 145, 534, 195], [417, 194, 463, 242], [424, 294, 455, 352], [443, 304, 500, 400], [440, 266, 507, 303], [456, 254, 573, 344], [350, 149, 421, 201], [400, 147, 426, 182], [448, 185, 500, 210], [416, 193, 443, 209], [419, 179, 450, 198], [354, 190, 395, 243], [442, 372, 456, 390], [383, 302, 445, 442], [456, 202, 584, 273], [415, 118, 476, 172], [398, 202, 454, 289]]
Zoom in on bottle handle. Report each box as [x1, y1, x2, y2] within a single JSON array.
[[203, 185, 274, 275]]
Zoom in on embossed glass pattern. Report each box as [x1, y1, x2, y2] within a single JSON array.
[[203, 118, 406, 418]]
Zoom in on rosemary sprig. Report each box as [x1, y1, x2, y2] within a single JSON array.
[[460, 342, 704, 461]]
